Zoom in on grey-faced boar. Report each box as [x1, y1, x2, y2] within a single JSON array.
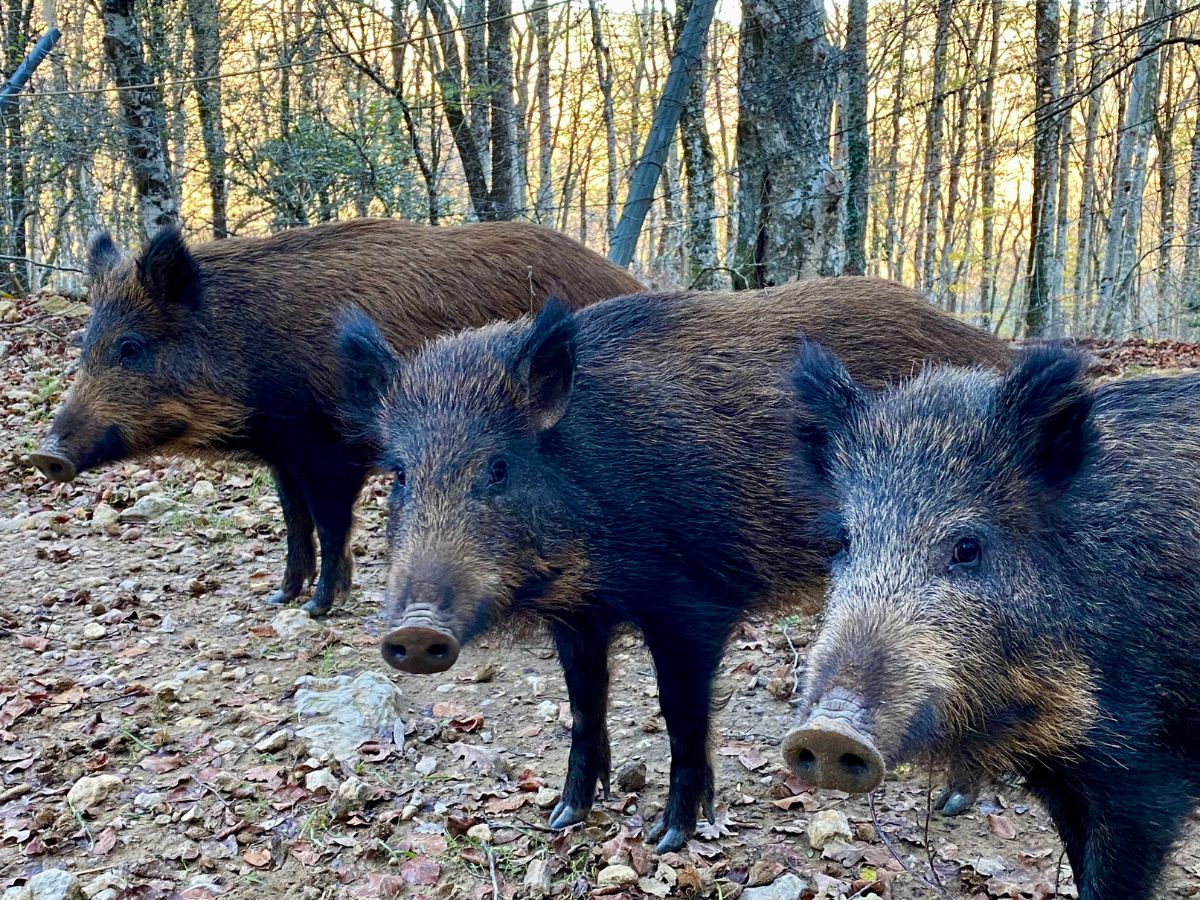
[[337, 278, 1009, 852], [30, 219, 642, 615], [783, 343, 1200, 899]]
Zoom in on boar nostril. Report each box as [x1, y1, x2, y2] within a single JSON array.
[[427, 643, 449, 660], [840, 753, 869, 777], [794, 748, 816, 767]]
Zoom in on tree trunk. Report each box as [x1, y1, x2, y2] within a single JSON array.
[[101, 0, 179, 237], [1095, 0, 1169, 335], [1071, 0, 1107, 333], [1, 0, 33, 294], [978, 0, 1001, 329], [485, 0, 517, 219], [733, 0, 839, 288], [462, 0, 490, 173], [1184, 96, 1200, 322], [1052, 0, 1079, 329], [920, 0, 953, 297], [676, 0, 720, 288], [186, 0, 227, 237], [587, 0, 618, 240], [1024, 0, 1060, 338], [531, 0, 554, 222], [425, 0, 491, 218], [882, 0, 910, 282], [609, 0, 717, 267], [842, 0, 868, 275]]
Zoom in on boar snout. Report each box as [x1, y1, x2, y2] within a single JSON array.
[[381, 624, 461, 674], [30, 439, 77, 482], [783, 692, 885, 794]]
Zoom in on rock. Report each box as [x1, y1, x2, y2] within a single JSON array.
[[534, 786, 560, 809], [329, 776, 375, 819], [81, 622, 106, 641], [615, 760, 647, 792], [153, 679, 185, 702], [536, 700, 558, 720], [305, 769, 339, 793], [522, 859, 552, 898], [133, 791, 165, 810], [91, 503, 119, 530], [66, 774, 122, 811], [82, 874, 128, 899], [191, 480, 216, 501], [271, 608, 321, 640], [293, 671, 405, 761], [596, 865, 638, 888], [230, 508, 258, 530], [254, 730, 289, 753], [27, 869, 83, 900], [414, 755, 437, 776], [467, 823, 492, 844], [2, 887, 30, 900], [119, 494, 176, 523], [741, 874, 808, 900], [806, 809, 852, 850]]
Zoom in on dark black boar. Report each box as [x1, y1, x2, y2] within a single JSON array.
[[29, 219, 642, 615], [337, 279, 1009, 852], [782, 344, 1200, 899]]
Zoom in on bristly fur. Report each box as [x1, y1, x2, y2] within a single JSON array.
[[39, 219, 642, 617], [343, 276, 1011, 848], [795, 343, 1200, 899]]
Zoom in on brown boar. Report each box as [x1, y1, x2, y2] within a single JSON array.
[[30, 218, 642, 615]]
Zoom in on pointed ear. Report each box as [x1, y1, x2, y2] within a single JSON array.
[[87, 233, 122, 280], [515, 299, 576, 433], [997, 346, 1096, 495], [791, 338, 866, 481], [337, 308, 400, 445], [137, 228, 202, 310]]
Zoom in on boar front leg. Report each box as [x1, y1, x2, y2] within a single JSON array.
[[267, 465, 316, 607], [643, 617, 725, 854], [548, 617, 613, 830], [302, 465, 367, 617]]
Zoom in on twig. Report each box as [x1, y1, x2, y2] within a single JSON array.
[[867, 791, 949, 898], [192, 774, 234, 811], [484, 836, 501, 899], [924, 760, 944, 890], [1055, 846, 1068, 896], [781, 624, 803, 696]]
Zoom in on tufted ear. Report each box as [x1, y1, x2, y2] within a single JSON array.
[[136, 228, 202, 311], [337, 308, 400, 447], [790, 337, 866, 483], [87, 233, 122, 280], [514, 299, 576, 433], [996, 345, 1096, 496]]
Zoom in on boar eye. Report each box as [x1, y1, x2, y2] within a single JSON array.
[[488, 457, 508, 487], [117, 336, 146, 367], [950, 537, 982, 570]]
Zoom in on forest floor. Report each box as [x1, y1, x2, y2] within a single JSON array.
[[2, 293, 1200, 900]]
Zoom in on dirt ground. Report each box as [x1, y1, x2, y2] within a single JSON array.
[[2, 295, 1199, 900]]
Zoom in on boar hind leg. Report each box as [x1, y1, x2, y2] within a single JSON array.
[[933, 758, 981, 816], [302, 467, 367, 617], [548, 617, 613, 830], [267, 466, 317, 606], [643, 620, 725, 854]]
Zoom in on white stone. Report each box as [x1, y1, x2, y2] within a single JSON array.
[[742, 875, 808, 900], [27, 869, 83, 900], [534, 787, 560, 809], [271, 608, 321, 640], [304, 769, 339, 793], [119, 494, 176, 523], [66, 774, 121, 811], [91, 503, 119, 529], [81, 623, 106, 641], [191, 480, 216, 501], [329, 776, 374, 819], [254, 730, 289, 753], [466, 823, 492, 844], [230, 508, 257, 530], [806, 809, 852, 850], [536, 700, 558, 720], [596, 865, 637, 888], [293, 671, 405, 761], [82, 873, 128, 899]]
